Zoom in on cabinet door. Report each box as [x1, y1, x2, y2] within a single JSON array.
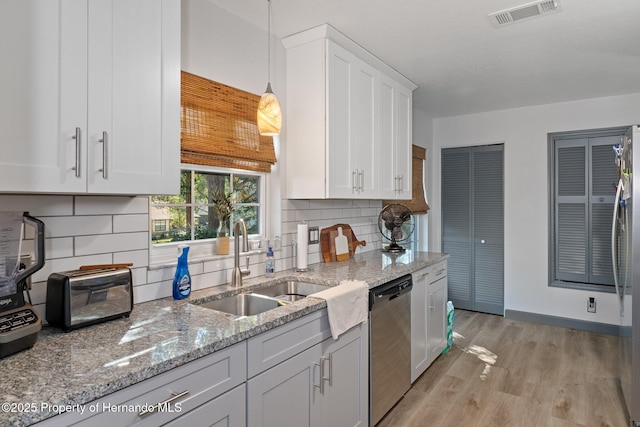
[[395, 83, 412, 198], [320, 324, 368, 427], [0, 0, 88, 193], [327, 42, 377, 198], [163, 384, 246, 427], [377, 74, 412, 200], [87, 0, 179, 195], [351, 56, 378, 198], [247, 343, 323, 427], [410, 267, 430, 383], [378, 74, 397, 199], [427, 275, 448, 366]]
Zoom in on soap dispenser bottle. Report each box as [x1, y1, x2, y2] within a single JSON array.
[[173, 245, 191, 300], [265, 246, 275, 277]]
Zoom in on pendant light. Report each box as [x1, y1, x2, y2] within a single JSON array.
[[257, 0, 282, 136]]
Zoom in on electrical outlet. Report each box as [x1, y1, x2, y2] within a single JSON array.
[[308, 226, 319, 244], [587, 297, 596, 313]]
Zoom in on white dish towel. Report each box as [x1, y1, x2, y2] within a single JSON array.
[[311, 280, 369, 340]]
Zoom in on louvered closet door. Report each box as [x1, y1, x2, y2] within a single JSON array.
[[442, 145, 504, 315], [473, 146, 504, 314], [442, 148, 472, 310]]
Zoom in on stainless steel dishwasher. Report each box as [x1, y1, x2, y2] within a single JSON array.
[[369, 274, 413, 426]]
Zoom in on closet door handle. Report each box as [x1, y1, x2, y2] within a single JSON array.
[[99, 131, 108, 179], [72, 127, 81, 177]]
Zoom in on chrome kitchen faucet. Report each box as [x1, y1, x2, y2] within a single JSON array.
[[231, 219, 251, 287]]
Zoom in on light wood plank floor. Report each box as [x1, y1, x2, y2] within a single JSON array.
[[378, 309, 629, 427]]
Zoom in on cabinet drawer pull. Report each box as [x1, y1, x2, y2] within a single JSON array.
[[313, 360, 325, 394], [99, 131, 108, 179], [138, 390, 189, 417], [435, 268, 446, 277], [72, 127, 81, 177]]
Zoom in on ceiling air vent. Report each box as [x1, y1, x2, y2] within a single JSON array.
[[488, 0, 561, 27]]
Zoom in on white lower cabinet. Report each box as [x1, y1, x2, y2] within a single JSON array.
[[411, 261, 448, 383], [426, 275, 448, 367], [36, 342, 246, 427], [36, 309, 368, 427], [247, 309, 368, 427]]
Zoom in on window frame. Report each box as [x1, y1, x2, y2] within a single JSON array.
[[149, 163, 267, 265], [548, 126, 628, 293]]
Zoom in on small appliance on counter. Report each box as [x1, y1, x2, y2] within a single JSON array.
[[46, 265, 133, 331], [0, 212, 45, 358]]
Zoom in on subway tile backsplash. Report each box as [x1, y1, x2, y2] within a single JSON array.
[[0, 194, 382, 322]]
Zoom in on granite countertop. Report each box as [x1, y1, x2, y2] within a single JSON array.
[[0, 250, 447, 426]]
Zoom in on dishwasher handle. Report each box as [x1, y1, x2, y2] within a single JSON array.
[[370, 275, 412, 309]]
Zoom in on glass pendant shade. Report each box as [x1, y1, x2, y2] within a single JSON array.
[[257, 82, 281, 136]]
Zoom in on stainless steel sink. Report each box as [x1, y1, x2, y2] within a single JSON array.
[[197, 293, 283, 317], [252, 281, 331, 302]]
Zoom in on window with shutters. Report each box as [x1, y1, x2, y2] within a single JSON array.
[[549, 127, 626, 292]]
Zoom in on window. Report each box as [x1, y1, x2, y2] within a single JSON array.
[[549, 127, 626, 291], [151, 166, 264, 246]]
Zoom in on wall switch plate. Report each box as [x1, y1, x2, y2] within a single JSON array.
[[587, 297, 596, 313], [308, 226, 319, 244]]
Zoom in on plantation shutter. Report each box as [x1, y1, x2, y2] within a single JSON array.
[[554, 137, 617, 285], [180, 71, 277, 173]]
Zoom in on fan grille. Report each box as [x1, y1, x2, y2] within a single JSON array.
[[378, 204, 415, 252]]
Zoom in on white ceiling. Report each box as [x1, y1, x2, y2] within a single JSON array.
[[209, 0, 640, 118]]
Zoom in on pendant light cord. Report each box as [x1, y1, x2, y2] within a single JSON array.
[[267, 0, 271, 84]]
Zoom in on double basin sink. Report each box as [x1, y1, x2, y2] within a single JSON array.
[[194, 281, 330, 317]]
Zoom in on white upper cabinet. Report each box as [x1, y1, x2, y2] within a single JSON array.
[[326, 42, 378, 199], [0, 0, 180, 195], [378, 72, 413, 200], [283, 24, 415, 200]]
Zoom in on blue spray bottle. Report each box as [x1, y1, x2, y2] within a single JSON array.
[[173, 245, 191, 300]]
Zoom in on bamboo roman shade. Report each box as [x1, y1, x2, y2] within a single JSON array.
[[181, 71, 277, 173], [383, 145, 430, 214], [407, 145, 430, 214]]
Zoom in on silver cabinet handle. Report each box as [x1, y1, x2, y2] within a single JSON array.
[[99, 131, 108, 179], [358, 170, 364, 192], [394, 175, 399, 193], [435, 268, 446, 277], [313, 359, 325, 394], [352, 170, 357, 192], [399, 175, 403, 193], [321, 355, 332, 386], [428, 294, 435, 310], [138, 390, 189, 417], [418, 272, 429, 280], [72, 127, 81, 177]]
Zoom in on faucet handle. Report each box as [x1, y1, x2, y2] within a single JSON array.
[[241, 256, 251, 277]]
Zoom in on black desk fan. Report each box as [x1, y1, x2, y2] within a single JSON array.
[[0, 212, 45, 358], [378, 204, 415, 253]]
